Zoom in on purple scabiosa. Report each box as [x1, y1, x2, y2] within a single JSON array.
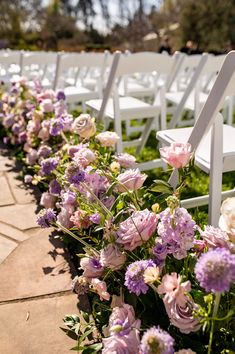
[[124, 259, 155, 296], [36, 208, 56, 228], [40, 157, 58, 175], [158, 207, 196, 260], [49, 179, 61, 196], [65, 162, 85, 186], [195, 247, 235, 293], [140, 326, 174, 354], [56, 90, 66, 101]]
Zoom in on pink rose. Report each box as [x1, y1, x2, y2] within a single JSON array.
[[115, 153, 136, 168], [117, 209, 158, 251], [38, 89, 55, 100], [40, 99, 54, 113], [160, 142, 192, 169], [100, 244, 126, 270], [90, 278, 110, 301], [72, 114, 96, 138], [57, 205, 74, 229], [80, 257, 104, 278], [219, 197, 235, 243], [70, 209, 90, 229], [38, 127, 50, 141], [40, 192, 56, 209], [96, 131, 120, 147], [117, 168, 147, 192]]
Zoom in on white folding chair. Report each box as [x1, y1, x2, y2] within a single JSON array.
[[156, 50, 235, 226], [21, 51, 58, 88], [0, 50, 21, 83], [53, 52, 108, 111], [167, 54, 226, 128], [86, 51, 175, 156]]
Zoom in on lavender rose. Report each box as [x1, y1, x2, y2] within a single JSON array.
[[80, 256, 104, 278], [117, 168, 147, 192], [100, 244, 126, 270], [117, 209, 158, 251]]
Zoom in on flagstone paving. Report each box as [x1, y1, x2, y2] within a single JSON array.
[[0, 149, 79, 353]]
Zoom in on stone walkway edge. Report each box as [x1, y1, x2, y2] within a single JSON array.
[[0, 151, 78, 354]]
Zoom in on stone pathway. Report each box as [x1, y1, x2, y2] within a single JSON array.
[[0, 151, 78, 353]]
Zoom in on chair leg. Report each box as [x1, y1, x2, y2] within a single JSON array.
[[208, 114, 223, 226], [135, 117, 154, 154]]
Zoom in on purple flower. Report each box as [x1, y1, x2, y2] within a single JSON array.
[[49, 117, 64, 136], [153, 241, 168, 267], [195, 248, 235, 293], [24, 174, 33, 184], [115, 153, 136, 168], [158, 207, 196, 260], [125, 260, 155, 296], [80, 256, 103, 278], [200, 225, 232, 249], [65, 162, 85, 186], [18, 131, 27, 143], [36, 208, 56, 228], [38, 145, 52, 158], [49, 179, 61, 196], [56, 90, 66, 101], [140, 326, 174, 354], [40, 158, 58, 176], [12, 123, 21, 135], [61, 190, 77, 205], [108, 304, 141, 337], [89, 213, 100, 224]]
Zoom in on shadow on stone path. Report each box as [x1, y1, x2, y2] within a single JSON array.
[[0, 145, 79, 353]]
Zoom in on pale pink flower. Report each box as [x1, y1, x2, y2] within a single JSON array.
[[219, 197, 235, 243], [90, 278, 110, 301], [157, 273, 191, 305], [108, 304, 141, 336], [40, 99, 54, 113], [96, 131, 120, 147], [72, 114, 96, 138], [117, 168, 147, 192], [38, 127, 50, 141], [117, 209, 158, 251], [40, 192, 56, 209], [73, 147, 96, 167], [38, 89, 55, 100], [200, 225, 231, 249], [26, 148, 38, 165], [160, 142, 192, 169], [70, 209, 90, 229], [115, 153, 136, 168], [57, 205, 74, 229], [100, 244, 126, 270], [80, 257, 104, 278]]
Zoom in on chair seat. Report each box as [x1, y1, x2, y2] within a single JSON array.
[[157, 124, 235, 173], [166, 91, 208, 111], [86, 96, 159, 120], [64, 86, 99, 103], [119, 81, 155, 98]]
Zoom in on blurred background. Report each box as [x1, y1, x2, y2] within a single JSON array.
[[1, 0, 235, 53]]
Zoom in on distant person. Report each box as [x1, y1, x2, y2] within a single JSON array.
[[159, 36, 172, 55], [180, 40, 202, 55]]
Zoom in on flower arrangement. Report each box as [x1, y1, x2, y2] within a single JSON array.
[[1, 80, 235, 354]]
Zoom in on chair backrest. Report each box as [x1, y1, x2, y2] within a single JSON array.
[[53, 51, 108, 90], [97, 51, 175, 120], [0, 50, 21, 66], [186, 51, 235, 150]]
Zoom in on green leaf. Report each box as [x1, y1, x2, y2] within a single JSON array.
[[82, 343, 103, 353], [81, 311, 90, 323], [60, 327, 78, 341], [78, 328, 94, 344], [106, 181, 117, 196], [150, 179, 173, 194]]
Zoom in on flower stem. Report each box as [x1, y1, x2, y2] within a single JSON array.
[[208, 292, 221, 354]]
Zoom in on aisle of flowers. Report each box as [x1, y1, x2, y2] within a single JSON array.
[[1, 78, 235, 354]]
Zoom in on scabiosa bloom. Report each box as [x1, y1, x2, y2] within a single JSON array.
[[125, 260, 155, 296], [65, 162, 85, 186], [40, 157, 58, 175], [195, 247, 235, 293], [158, 207, 196, 260], [140, 326, 174, 354], [56, 90, 66, 101], [49, 179, 61, 196], [36, 208, 56, 228]]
